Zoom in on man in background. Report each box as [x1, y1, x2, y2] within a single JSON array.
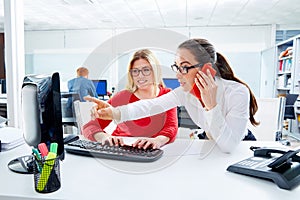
[[68, 67, 98, 101]]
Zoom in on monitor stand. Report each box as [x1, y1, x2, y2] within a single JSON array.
[[7, 155, 34, 174], [7, 135, 77, 174]]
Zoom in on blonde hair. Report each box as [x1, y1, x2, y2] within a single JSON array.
[[76, 67, 89, 77], [125, 49, 165, 92]]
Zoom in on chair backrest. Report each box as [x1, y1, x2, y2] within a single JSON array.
[[177, 106, 199, 129], [61, 92, 80, 118], [73, 100, 95, 134], [248, 97, 285, 141], [284, 94, 298, 120]]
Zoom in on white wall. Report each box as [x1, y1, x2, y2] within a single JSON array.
[[25, 25, 274, 96], [190, 26, 273, 96], [260, 47, 276, 98]]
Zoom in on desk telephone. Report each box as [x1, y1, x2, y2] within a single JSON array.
[[227, 146, 300, 190]]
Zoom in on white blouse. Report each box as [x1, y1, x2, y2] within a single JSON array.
[[116, 77, 250, 153]]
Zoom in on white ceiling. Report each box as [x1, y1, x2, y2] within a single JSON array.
[[0, 0, 300, 31]]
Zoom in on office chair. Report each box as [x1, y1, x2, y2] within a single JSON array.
[[73, 101, 116, 134], [61, 92, 80, 125], [284, 94, 298, 120]]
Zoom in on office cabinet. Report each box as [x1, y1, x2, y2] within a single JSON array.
[[274, 34, 300, 140], [275, 38, 293, 96], [275, 34, 300, 97]]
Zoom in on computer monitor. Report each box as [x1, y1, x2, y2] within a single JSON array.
[[92, 79, 107, 96], [8, 72, 64, 174], [163, 78, 180, 90]]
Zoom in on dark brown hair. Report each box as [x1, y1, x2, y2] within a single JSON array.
[[178, 38, 259, 126]]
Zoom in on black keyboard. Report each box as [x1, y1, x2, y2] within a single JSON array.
[[64, 139, 164, 162]]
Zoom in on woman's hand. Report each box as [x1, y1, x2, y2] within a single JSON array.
[[93, 132, 125, 146], [195, 65, 218, 110], [132, 136, 169, 149], [97, 107, 115, 120], [84, 96, 111, 119]]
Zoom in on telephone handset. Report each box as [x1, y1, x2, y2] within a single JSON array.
[[227, 146, 300, 190], [252, 147, 300, 170], [190, 64, 216, 99]]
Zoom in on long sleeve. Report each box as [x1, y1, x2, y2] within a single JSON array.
[[67, 77, 98, 101], [183, 78, 250, 153], [151, 106, 178, 143], [114, 88, 178, 142], [82, 89, 179, 142], [82, 118, 111, 141], [204, 83, 249, 153], [82, 97, 114, 141], [116, 78, 251, 153], [118, 87, 183, 122], [88, 80, 99, 99]]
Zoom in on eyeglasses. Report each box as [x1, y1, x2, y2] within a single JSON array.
[[130, 67, 152, 77], [171, 63, 203, 74]]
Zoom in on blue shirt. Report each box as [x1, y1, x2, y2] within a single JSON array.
[[67, 76, 98, 101]]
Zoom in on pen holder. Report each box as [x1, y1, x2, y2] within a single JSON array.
[[33, 156, 61, 193]]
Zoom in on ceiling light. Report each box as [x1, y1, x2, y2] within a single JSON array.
[[101, 19, 113, 23], [194, 17, 204, 20]]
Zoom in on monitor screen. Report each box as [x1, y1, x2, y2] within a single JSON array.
[[92, 80, 107, 96], [163, 78, 180, 90]]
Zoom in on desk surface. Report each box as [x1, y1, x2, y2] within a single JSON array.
[[0, 139, 299, 200]]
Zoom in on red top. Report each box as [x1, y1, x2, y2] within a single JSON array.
[[82, 87, 178, 143]]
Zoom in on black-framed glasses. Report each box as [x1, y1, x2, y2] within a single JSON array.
[[130, 67, 152, 77], [171, 63, 203, 74]]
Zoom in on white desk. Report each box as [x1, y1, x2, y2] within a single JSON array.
[[0, 139, 299, 200]]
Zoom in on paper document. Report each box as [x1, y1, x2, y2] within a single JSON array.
[[0, 127, 25, 151]]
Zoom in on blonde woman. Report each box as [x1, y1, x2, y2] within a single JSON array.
[[83, 49, 178, 149]]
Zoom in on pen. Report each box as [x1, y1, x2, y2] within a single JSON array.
[[32, 148, 42, 160], [50, 143, 58, 154], [32, 148, 42, 172], [36, 152, 57, 191], [38, 143, 49, 158]]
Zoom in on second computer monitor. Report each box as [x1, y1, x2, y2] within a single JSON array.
[[92, 80, 107, 97], [163, 78, 180, 90]]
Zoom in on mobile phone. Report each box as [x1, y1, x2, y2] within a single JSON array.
[[190, 64, 216, 99]]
